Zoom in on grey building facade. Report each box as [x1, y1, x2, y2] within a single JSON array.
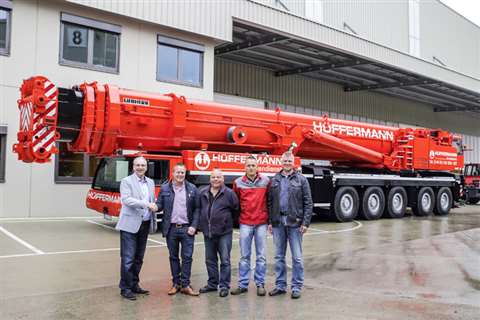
[[0, 0, 479, 217]]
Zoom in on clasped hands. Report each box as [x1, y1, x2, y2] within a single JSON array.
[[147, 203, 158, 212]]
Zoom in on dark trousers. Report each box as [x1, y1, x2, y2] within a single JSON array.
[[119, 221, 150, 293], [204, 232, 233, 290], [166, 225, 195, 288]]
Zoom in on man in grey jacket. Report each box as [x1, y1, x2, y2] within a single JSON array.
[[267, 151, 313, 299], [116, 156, 158, 300]]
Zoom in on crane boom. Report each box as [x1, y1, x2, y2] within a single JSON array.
[[13, 76, 463, 172]]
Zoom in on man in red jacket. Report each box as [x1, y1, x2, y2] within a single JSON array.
[[231, 156, 270, 296]]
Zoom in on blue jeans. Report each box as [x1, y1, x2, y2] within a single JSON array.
[[204, 232, 232, 290], [238, 224, 267, 288], [166, 225, 195, 288], [272, 220, 304, 292], [119, 221, 150, 293]]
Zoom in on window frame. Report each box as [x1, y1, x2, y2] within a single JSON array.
[[0, 0, 12, 56], [54, 142, 98, 184], [156, 35, 204, 87], [0, 126, 6, 183], [59, 12, 121, 73]]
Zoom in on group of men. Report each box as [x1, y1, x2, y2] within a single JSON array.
[[116, 152, 313, 301]]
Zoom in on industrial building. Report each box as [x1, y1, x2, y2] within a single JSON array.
[[1, 0, 480, 218]]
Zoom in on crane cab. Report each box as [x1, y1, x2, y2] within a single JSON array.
[[463, 163, 480, 204], [86, 153, 182, 218]]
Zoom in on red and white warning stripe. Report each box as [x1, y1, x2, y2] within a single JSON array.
[[20, 102, 33, 132], [31, 81, 58, 154], [44, 80, 57, 118], [44, 81, 57, 99]]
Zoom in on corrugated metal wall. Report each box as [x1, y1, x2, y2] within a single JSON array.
[[463, 135, 480, 163], [215, 58, 480, 136], [67, 0, 480, 94], [322, 0, 409, 53], [253, 0, 479, 78], [419, 1, 480, 78], [254, 0, 306, 16], [67, 0, 233, 41]]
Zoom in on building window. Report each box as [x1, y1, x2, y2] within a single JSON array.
[[59, 13, 121, 73], [55, 142, 100, 183], [0, 1, 12, 56], [0, 126, 6, 182], [157, 35, 204, 87]]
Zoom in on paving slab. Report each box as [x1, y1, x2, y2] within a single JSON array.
[[1, 205, 479, 320]]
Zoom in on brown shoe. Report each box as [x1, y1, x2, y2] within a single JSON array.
[[168, 286, 180, 295], [181, 286, 200, 296]]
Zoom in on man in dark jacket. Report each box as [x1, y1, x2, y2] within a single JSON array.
[[268, 151, 313, 299], [156, 163, 200, 296], [198, 168, 239, 297]]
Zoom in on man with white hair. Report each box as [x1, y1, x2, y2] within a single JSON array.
[[116, 156, 158, 300], [198, 168, 239, 297]]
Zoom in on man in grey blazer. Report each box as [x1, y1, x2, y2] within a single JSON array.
[[116, 156, 158, 300]]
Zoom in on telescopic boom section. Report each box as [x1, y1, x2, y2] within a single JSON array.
[[14, 76, 59, 163], [13, 76, 464, 172]]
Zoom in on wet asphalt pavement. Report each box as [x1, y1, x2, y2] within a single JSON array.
[[0, 205, 479, 320]]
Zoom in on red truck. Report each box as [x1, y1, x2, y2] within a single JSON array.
[[463, 163, 480, 204], [14, 76, 464, 222]]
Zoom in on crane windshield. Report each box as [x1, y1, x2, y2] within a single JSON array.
[[92, 157, 170, 192]]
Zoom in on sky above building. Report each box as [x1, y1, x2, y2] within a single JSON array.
[[440, 0, 480, 27]]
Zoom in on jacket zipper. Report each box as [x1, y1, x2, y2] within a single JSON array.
[[207, 191, 220, 237]]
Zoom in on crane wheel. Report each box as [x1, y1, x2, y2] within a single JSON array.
[[360, 187, 385, 220], [434, 187, 452, 216], [384, 187, 407, 219], [333, 186, 359, 222], [412, 187, 435, 216]]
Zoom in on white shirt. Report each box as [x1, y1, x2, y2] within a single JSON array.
[[137, 175, 151, 221]]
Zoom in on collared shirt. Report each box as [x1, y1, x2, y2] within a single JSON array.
[[171, 183, 188, 224], [137, 175, 151, 221], [279, 172, 291, 214]]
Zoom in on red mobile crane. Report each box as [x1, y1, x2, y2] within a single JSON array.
[[13, 76, 464, 221]]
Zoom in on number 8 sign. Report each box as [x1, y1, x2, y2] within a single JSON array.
[[67, 27, 87, 48]]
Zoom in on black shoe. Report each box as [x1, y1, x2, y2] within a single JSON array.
[[121, 291, 137, 300], [219, 288, 229, 297], [257, 286, 266, 296], [199, 285, 218, 294], [268, 288, 286, 296], [133, 287, 150, 295], [230, 287, 248, 295], [291, 290, 301, 299]]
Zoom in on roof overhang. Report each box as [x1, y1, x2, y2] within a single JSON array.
[[215, 20, 480, 114]]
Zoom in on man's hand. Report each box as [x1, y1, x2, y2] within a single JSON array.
[[187, 227, 196, 235], [148, 203, 158, 212], [267, 224, 273, 235], [300, 225, 308, 234]]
